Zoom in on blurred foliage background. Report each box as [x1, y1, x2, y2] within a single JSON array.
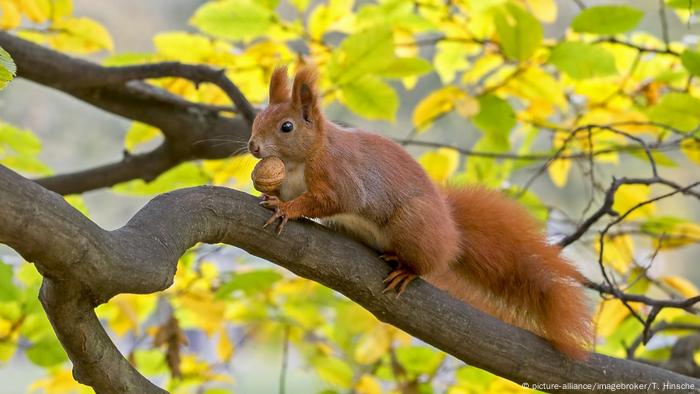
[[0, 0, 700, 393]]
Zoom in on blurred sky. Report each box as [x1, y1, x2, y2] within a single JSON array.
[[0, 0, 699, 392]]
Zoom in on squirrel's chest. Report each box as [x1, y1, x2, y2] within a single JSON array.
[[278, 161, 390, 252], [279, 162, 307, 201]]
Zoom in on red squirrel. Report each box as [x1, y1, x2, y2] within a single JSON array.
[[248, 66, 592, 359]]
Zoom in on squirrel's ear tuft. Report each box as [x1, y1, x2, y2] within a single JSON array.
[[269, 66, 290, 104], [292, 65, 320, 123]]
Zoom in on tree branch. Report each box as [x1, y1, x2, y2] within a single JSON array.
[[0, 32, 253, 195], [1, 164, 698, 393]]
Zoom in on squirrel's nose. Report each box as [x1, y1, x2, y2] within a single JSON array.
[[248, 141, 261, 157]]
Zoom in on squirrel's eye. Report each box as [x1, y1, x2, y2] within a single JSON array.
[[280, 121, 294, 133]]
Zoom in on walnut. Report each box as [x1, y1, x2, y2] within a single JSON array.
[[251, 156, 286, 194]]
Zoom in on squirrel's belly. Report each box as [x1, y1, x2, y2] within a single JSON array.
[[322, 213, 391, 252]]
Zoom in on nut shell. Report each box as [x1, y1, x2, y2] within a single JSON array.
[[251, 156, 286, 193]]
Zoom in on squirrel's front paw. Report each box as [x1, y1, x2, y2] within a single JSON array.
[[260, 196, 289, 235], [259, 194, 281, 209]]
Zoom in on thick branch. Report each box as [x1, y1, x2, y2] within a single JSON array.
[[0, 165, 698, 393]]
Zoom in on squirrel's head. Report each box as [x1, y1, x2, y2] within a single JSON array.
[[248, 66, 323, 163]]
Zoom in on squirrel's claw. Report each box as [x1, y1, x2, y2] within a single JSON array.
[[260, 194, 281, 209], [382, 266, 417, 298], [263, 207, 288, 235]]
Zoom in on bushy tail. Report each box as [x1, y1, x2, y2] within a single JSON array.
[[426, 186, 593, 359]]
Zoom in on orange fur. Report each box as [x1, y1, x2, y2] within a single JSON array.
[[249, 65, 592, 359], [431, 187, 593, 359]]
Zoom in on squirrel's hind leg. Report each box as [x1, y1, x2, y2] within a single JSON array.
[[380, 194, 461, 297]]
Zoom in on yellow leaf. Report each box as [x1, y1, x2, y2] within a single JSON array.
[[0, 0, 21, 29], [308, 0, 354, 41], [174, 289, 226, 335], [504, 66, 566, 110], [153, 31, 216, 63], [595, 234, 634, 273], [203, 154, 258, 188], [216, 329, 234, 361], [661, 276, 699, 298], [487, 377, 531, 393], [354, 325, 390, 364], [523, 0, 557, 22], [412, 86, 467, 130], [18, 0, 49, 23], [461, 53, 503, 85], [613, 184, 656, 219], [681, 138, 700, 164], [124, 122, 161, 152], [180, 354, 234, 383], [596, 299, 631, 337], [49, 17, 114, 54], [96, 294, 157, 336], [29, 367, 89, 394], [418, 148, 460, 183], [355, 374, 382, 394], [0, 318, 10, 337], [548, 157, 570, 187], [394, 28, 417, 58], [50, 0, 72, 21]]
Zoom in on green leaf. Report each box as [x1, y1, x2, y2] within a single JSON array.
[[549, 42, 617, 79], [153, 31, 217, 63], [190, 0, 274, 41], [328, 26, 394, 85], [0, 261, 18, 302], [455, 367, 495, 392], [0, 340, 16, 362], [355, 0, 433, 31], [0, 155, 52, 176], [312, 356, 354, 388], [472, 94, 515, 142], [491, 3, 543, 61], [641, 216, 700, 237], [216, 270, 283, 298], [460, 135, 511, 187], [26, 337, 68, 367], [377, 57, 433, 78], [395, 346, 444, 376], [647, 92, 700, 132], [666, 0, 700, 10], [113, 162, 209, 195], [133, 349, 168, 376], [571, 5, 643, 35], [0, 123, 41, 156], [434, 41, 471, 83], [339, 75, 399, 120], [681, 49, 700, 77], [102, 52, 156, 67], [0, 46, 16, 90]]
